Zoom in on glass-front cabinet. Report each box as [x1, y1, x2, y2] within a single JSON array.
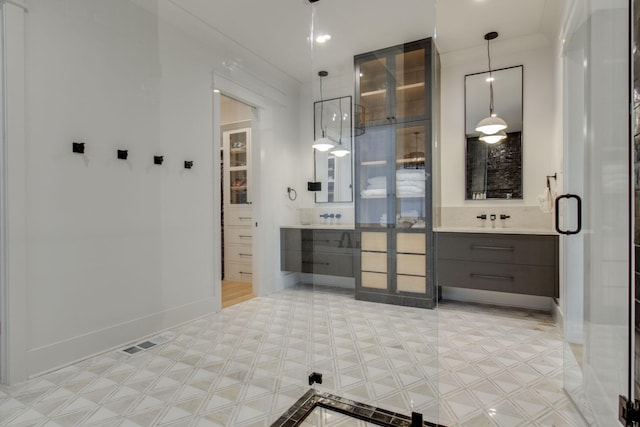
[[354, 38, 438, 308], [224, 128, 251, 205], [356, 40, 429, 128]]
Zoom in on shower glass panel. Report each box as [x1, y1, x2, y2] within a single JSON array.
[[561, 1, 630, 425], [309, 1, 439, 425]]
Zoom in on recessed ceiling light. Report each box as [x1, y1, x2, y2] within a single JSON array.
[[485, 77, 494, 82], [316, 34, 331, 43]]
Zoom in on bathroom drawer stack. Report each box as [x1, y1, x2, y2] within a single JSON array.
[[280, 228, 355, 277], [225, 206, 253, 282], [436, 232, 559, 297]]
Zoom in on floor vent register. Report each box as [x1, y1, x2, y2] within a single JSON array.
[[118, 334, 173, 356]]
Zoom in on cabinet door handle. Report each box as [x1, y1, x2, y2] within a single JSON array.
[[239, 253, 252, 257], [470, 273, 514, 281], [239, 217, 252, 220], [239, 235, 252, 238], [240, 271, 252, 275], [302, 261, 330, 266], [470, 245, 514, 251]]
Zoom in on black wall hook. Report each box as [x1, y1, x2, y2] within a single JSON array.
[[117, 150, 128, 160], [72, 142, 85, 154], [184, 161, 194, 169], [154, 156, 164, 165]]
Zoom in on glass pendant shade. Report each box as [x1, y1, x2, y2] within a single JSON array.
[[312, 137, 334, 152], [331, 148, 350, 157], [479, 130, 507, 144], [475, 115, 507, 135]]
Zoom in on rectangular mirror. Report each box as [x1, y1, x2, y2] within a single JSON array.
[[465, 65, 523, 200], [314, 96, 353, 203]]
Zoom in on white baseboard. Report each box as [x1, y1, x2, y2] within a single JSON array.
[[551, 299, 564, 330], [280, 272, 301, 289], [26, 297, 217, 379]]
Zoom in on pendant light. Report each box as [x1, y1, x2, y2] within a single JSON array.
[[330, 95, 350, 157], [313, 71, 334, 152], [479, 130, 507, 144], [475, 32, 507, 136]]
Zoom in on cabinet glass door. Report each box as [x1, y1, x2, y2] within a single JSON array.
[[561, 1, 630, 425], [395, 48, 426, 122], [357, 57, 388, 126], [356, 125, 392, 227], [395, 123, 427, 228], [224, 128, 251, 205]]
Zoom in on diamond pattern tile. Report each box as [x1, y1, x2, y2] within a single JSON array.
[[0, 286, 587, 426]]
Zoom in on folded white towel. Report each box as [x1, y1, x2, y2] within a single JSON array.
[[367, 176, 386, 185], [396, 170, 425, 181]]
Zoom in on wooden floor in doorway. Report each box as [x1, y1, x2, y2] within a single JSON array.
[[222, 280, 255, 308]]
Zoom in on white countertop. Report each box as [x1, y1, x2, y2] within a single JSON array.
[[434, 226, 557, 235], [280, 224, 355, 230], [280, 225, 556, 235]]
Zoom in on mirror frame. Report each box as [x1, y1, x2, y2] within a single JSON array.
[[464, 65, 523, 200], [313, 95, 354, 203]]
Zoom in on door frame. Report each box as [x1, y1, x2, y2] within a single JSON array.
[[212, 73, 275, 306]]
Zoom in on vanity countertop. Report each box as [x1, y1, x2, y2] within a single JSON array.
[[434, 226, 557, 235], [280, 224, 355, 230]]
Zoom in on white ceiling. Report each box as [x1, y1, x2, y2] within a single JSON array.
[[169, 0, 561, 83]]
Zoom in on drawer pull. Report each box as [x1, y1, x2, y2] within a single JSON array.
[[470, 273, 514, 281], [470, 245, 514, 251], [239, 235, 252, 238], [302, 261, 330, 266], [240, 271, 252, 275], [239, 253, 252, 257], [239, 217, 252, 220]]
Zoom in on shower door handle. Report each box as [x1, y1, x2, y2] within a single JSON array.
[[555, 194, 582, 235]]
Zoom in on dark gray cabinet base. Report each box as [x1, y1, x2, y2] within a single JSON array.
[[280, 228, 355, 278], [436, 232, 559, 298]]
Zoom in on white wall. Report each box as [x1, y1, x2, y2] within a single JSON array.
[[439, 34, 561, 208], [5, 0, 301, 382]]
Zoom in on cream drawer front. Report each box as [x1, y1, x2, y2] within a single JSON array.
[[361, 252, 387, 273], [361, 232, 386, 252], [397, 275, 425, 293], [361, 272, 387, 289], [225, 262, 252, 282], [397, 254, 425, 276], [397, 233, 425, 254], [226, 227, 253, 244], [225, 245, 252, 263], [226, 210, 253, 226]]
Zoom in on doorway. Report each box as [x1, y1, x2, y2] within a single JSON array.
[[220, 95, 255, 308]]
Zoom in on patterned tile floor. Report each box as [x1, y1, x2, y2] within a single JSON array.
[[0, 286, 588, 426]]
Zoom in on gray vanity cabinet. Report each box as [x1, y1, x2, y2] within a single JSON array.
[[280, 228, 355, 278], [436, 232, 559, 297]]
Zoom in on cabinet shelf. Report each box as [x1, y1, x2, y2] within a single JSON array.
[[361, 89, 386, 97], [361, 82, 424, 98]]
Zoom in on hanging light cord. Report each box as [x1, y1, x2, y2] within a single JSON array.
[[487, 37, 494, 117], [338, 96, 343, 145], [319, 75, 326, 137]]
